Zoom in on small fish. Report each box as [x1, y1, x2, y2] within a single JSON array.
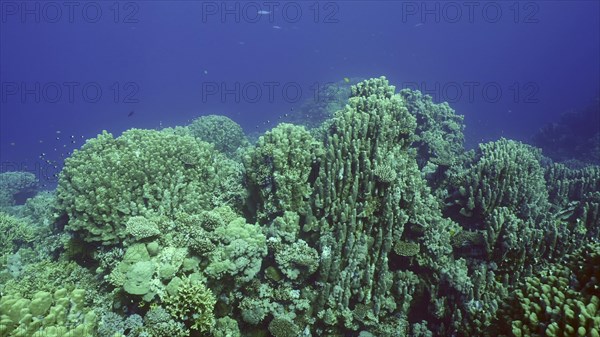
[[204, 70, 208, 75], [257, 10, 271, 15], [343, 77, 350, 83], [128, 110, 135, 117], [414, 23, 424, 27], [272, 25, 281, 29], [56, 130, 61, 134]]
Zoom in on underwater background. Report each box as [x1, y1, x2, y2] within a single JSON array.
[[0, 1, 599, 337]]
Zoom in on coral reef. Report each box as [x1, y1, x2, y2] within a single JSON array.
[[2, 76, 598, 337], [0, 288, 98, 337], [0, 212, 37, 259], [245, 123, 323, 222], [188, 114, 250, 157], [163, 275, 216, 332], [496, 242, 600, 337], [285, 77, 362, 129], [532, 102, 600, 165], [0, 171, 38, 208], [445, 138, 550, 223], [399, 88, 465, 169], [305, 77, 470, 335], [56, 128, 246, 244]]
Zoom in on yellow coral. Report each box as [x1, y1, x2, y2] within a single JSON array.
[[164, 275, 216, 332]]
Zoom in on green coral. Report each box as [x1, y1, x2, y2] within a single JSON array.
[[125, 216, 161, 241], [447, 138, 549, 223], [245, 123, 323, 222], [123, 260, 155, 296], [16, 191, 57, 226], [143, 306, 190, 337], [239, 296, 272, 325], [1, 260, 98, 300], [97, 312, 144, 337], [453, 263, 508, 336], [168, 206, 238, 254], [0, 212, 36, 259], [373, 164, 398, 184], [163, 275, 216, 332], [393, 240, 420, 257], [399, 88, 465, 169], [266, 211, 301, 243], [108, 242, 188, 300], [188, 114, 249, 157], [274, 239, 319, 281], [268, 315, 301, 337], [4, 76, 597, 337], [496, 242, 600, 337], [541, 163, 600, 257], [0, 171, 38, 208], [545, 163, 600, 209], [57, 128, 245, 244], [212, 316, 241, 337], [108, 243, 150, 287], [205, 217, 267, 283], [0, 288, 97, 337], [309, 77, 470, 333], [481, 207, 545, 277]]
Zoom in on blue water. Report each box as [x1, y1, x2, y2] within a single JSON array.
[[1, 1, 599, 184]]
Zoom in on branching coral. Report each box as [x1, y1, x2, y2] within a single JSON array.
[[57, 129, 245, 244], [245, 123, 323, 222], [163, 275, 216, 332]]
